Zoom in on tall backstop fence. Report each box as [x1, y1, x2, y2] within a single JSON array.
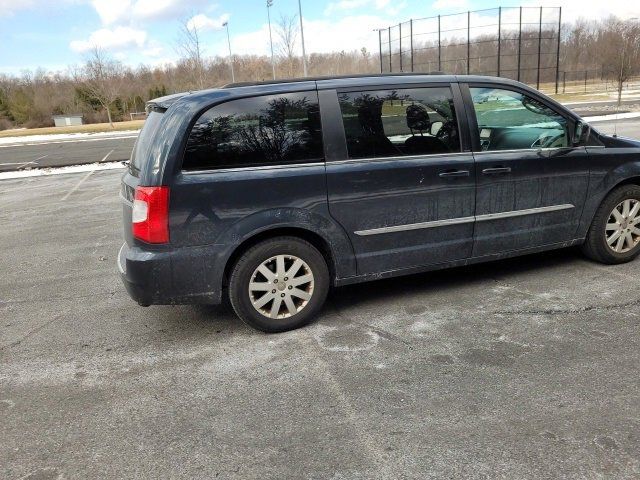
[[378, 6, 564, 93]]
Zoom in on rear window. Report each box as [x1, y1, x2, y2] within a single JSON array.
[[182, 91, 323, 171], [130, 111, 164, 175]]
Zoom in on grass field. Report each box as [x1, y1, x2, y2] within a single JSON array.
[[0, 120, 145, 138]]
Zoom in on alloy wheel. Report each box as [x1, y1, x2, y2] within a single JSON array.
[[248, 255, 315, 319], [605, 198, 640, 253]]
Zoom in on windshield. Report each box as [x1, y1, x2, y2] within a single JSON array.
[[130, 111, 164, 176]]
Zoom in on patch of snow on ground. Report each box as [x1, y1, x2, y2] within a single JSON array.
[[0, 129, 140, 146], [0, 161, 125, 181]]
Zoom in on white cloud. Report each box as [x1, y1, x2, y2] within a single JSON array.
[[325, 0, 369, 16], [324, 0, 405, 17], [186, 13, 229, 32], [142, 46, 164, 58], [69, 26, 147, 53], [90, 0, 209, 25], [431, 0, 469, 11], [90, 0, 130, 25], [527, 0, 640, 22], [222, 14, 394, 58]]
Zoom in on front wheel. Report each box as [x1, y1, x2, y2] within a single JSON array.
[[229, 237, 330, 333], [582, 185, 640, 264]]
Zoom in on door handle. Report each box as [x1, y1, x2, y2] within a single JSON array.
[[439, 169, 470, 178], [482, 167, 511, 175]]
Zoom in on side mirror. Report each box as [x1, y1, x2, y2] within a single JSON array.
[[573, 121, 591, 147]]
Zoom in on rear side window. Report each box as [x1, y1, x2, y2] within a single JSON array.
[[338, 87, 460, 159], [130, 111, 164, 175], [183, 91, 323, 171]]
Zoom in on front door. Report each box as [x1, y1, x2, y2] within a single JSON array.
[[463, 84, 590, 257], [320, 83, 476, 275]]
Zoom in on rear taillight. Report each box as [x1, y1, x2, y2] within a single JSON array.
[[132, 186, 170, 244]]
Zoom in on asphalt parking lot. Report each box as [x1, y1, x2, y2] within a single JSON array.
[[1, 167, 640, 479], [0, 134, 136, 172]]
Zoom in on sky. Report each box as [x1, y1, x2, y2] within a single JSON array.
[[1, 0, 639, 75]]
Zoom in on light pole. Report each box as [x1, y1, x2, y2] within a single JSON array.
[[297, 0, 308, 77], [222, 21, 235, 83], [267, 0, 276, 79], [373, 28, 384, 73]]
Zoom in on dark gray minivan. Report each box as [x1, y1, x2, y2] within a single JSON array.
[[119, 74, 640, 332]]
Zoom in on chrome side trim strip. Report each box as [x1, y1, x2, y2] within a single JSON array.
[[354, 204, 575, 236], [182, 161, 325, 175], [475, 204, 575, 222], [354, 216, 475, 236], [330, 151, 471, 166], [472, 147, 579, 155]]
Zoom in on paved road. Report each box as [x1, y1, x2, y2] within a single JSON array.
[[1, 169, 640, 479], [564, 98, 640, 109], [591, 118, 640, 139], [0, 134, 137, 172]]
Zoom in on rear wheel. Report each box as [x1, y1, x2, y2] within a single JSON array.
[[582, 185, 640, 264], [229, 237, 330, 333]]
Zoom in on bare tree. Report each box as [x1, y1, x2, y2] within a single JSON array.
[[597, 18, 640, 105], [176, 17, 206, 90], [276, 14, 298, 77], [75, 47, 125, 128]]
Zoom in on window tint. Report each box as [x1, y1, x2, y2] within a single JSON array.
[[183, 91, 323, 170], [470, 87, 569, 151], [338, 87, 460, 159]]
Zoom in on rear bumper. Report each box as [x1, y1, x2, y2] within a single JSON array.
[[118, 242, 224, 306]]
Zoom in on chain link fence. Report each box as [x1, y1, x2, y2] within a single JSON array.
[[378, 6, 563, 93]]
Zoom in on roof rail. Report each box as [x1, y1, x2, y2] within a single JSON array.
[[220, 72, 449, 89]]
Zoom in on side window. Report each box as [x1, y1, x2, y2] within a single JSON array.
[[338, 87, 460, 159], [470, 87, 569, 151], [183, 91, 323, 170]]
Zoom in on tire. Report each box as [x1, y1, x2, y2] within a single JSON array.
[[581, 184, 640, 264], [228, 236, 330, 333]]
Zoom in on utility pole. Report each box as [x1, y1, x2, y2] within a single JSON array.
[[298, 0, 308, 77], [223, 21, 235, 83], [373, 28, 384, 73], [267, 0, 276, 80]]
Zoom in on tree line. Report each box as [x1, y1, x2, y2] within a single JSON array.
[[0, 14, 638, 130]]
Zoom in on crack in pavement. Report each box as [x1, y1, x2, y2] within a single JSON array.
[[491, 297, 640, 316]]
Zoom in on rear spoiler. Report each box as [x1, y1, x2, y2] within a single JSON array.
[[146, 92, 190, 114]]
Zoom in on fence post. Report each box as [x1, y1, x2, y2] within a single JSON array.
[[555, 7, 562, 94], [388, 26, 392, 73], [467, 11, 471, 74], [378, 29, 383, 73], [584, 70, 588, 93], [438, 15, 442, 71], [517, 6, 522, 82], [410, 19, 414, 72], [497, 7, 502, 77], [536, 6, 542, 89], [399, 23, 403, 72]]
